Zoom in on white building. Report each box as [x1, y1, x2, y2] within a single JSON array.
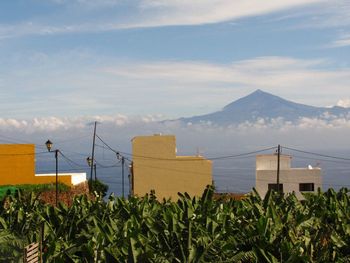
[[255, 154, 322, 199], [35, 173, 87, 186]]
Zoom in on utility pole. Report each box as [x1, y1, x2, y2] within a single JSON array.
[[122, 156, 125, 198], [55, 149, 58, 206], [128, 164, 132, 197], [276, 144, 281, 193], [94, 163, 97, 181], [90, 121, 97, 184], [45, 140, 59, 206]]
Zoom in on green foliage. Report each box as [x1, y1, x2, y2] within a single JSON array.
[[0, 186, 18, 199], [0, 186, 349, 262], [88, 179, 109, 197], [0, 183, 70, 199]]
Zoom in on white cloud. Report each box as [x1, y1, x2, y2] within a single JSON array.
[[0, 114, 167, 133], [0, 23, 79, 39], [51, 0, 121, 6], [337, 99, 350, 108], [1, 113, 350, 133], [2, 115, 350, 155], [0, 0, 326, 39], [1, 50, 349, 119], [103, 56, 350, 108], [0, 119, 28, 130], [282, 0, 350, 30], [137, 0, 323, 27], [330, 35, 350, 48], [312, 0, 350, 28]]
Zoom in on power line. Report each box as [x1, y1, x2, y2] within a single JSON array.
[[209, 147, 277, 160], [0, 135, 49, 150], [115, 148, 277, 161], [54, 134, 90, 144], [95, 134, 119, 155], [0, 151, 48, 156], [36, 164, 122, 174], [283, 146, 350, 161], [97, 133, 277, 162], [291, 154, 350, 165], [95, 134, 131, 164], [58, 151, 118, 170], [59, 151, 86, 168], [95, 144, 110, 151], [55, 149, 90, 157], [94, 159, 122, 168]]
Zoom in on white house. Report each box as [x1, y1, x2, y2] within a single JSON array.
[[35, 173, 87, 186], [255, 154, 322, 199]]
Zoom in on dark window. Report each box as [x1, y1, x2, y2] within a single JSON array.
[[299, 183, 314, 192], [268, 183, 283, 192]]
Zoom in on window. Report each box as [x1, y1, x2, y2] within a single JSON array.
[[268, 183, 283, 192], [299, 183, 314, 192]]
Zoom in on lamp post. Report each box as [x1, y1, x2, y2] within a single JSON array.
[[116, 152, 125, 198], [128, 164, 132, 197], [122, 156, 125, 198], [86, 156, 97, 181], [45, 140, 59, 206], [276, 144, 281, 193]]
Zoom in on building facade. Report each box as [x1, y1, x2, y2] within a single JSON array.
[[131, 135, 212, 200], [255, 154, 322, 199], [0, 144, 86, 186]]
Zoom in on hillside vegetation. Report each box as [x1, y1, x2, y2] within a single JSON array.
[[0, 187, 349, 262]]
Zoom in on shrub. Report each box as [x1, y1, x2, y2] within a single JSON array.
[[88, 179, 109, 197]]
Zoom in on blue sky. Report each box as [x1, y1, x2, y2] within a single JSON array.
[[1, 0, 350, 120]]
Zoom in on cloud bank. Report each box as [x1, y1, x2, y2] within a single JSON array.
[[1, 113, 350, 132], [1, 114, 350, 155]]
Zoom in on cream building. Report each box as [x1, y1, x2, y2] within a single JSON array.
[[255, 154, 322, 199], [131, 134, 212, 200]]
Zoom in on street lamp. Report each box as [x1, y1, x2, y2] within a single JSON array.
[[45, 140, 59, 206], [86, 156, 97, 181], [86, 156, 92, 167]]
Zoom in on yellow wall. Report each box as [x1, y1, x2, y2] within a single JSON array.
[[33, 175, 72, 186], [0, 144, 35, 185], [0, 144, 72, 186], [132, 135, 212, 200]]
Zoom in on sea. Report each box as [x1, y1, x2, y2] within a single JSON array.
[[35, 149, 350, 197]]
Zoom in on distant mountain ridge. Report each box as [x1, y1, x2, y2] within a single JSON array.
[[178, 90, 350, 125]]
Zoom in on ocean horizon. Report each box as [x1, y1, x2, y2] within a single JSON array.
[[34, 149, 350, 197]]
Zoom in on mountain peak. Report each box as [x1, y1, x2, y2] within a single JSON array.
[[252, 89, 264, 94], [248, 89, 275, 98], [223, 89, 281, 111], [178, 90, 350, 125]]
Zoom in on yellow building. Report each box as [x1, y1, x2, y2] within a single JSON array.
[[131, 135, 212, 200], [0, 144, 86, 186]]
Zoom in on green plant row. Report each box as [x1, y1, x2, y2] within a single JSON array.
[[0, 187, 349, 262]]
